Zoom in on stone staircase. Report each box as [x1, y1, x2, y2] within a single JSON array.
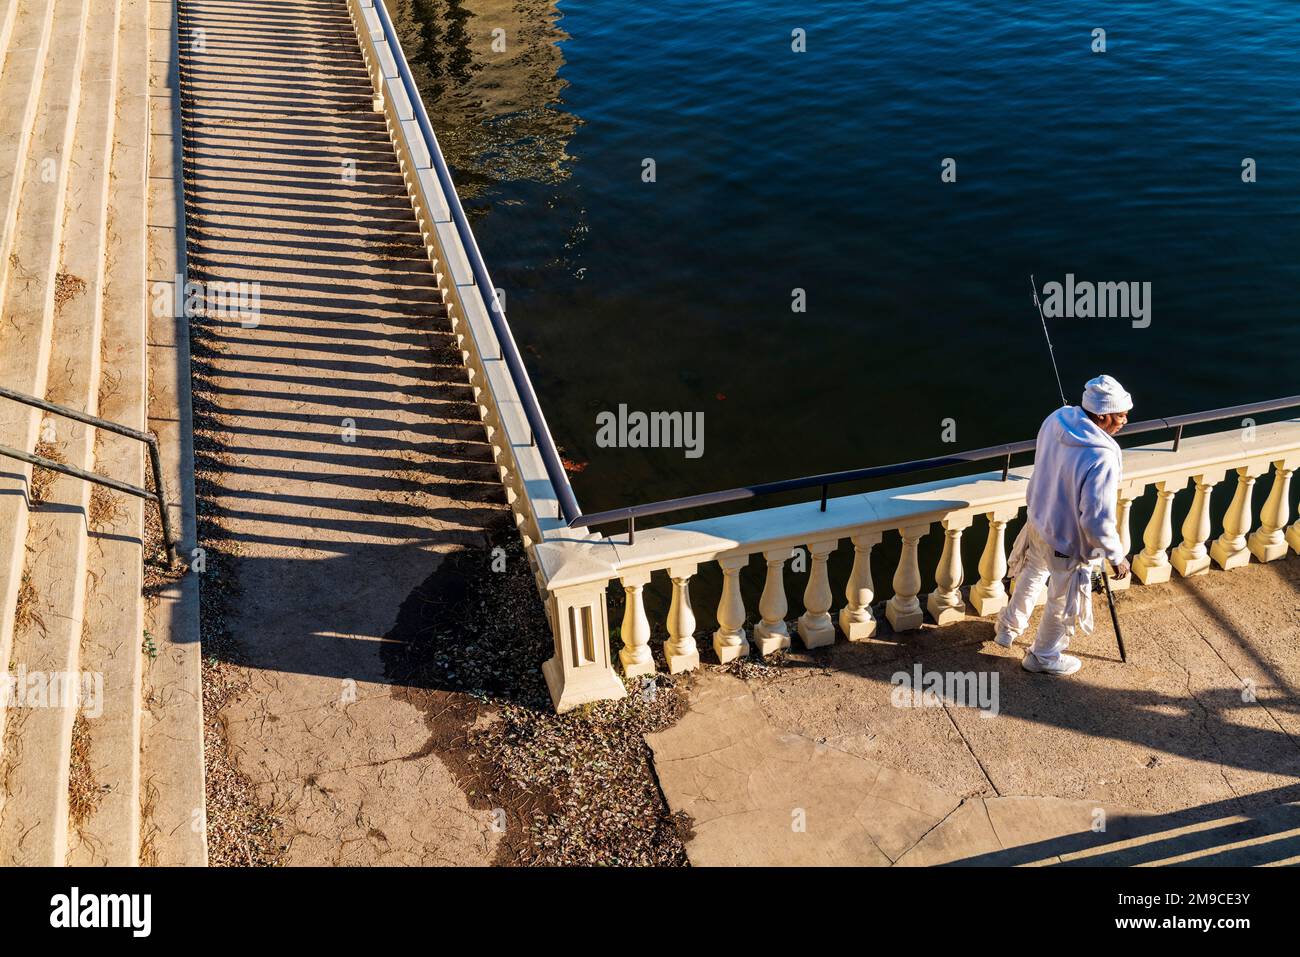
[[0, 0, 204, 865]]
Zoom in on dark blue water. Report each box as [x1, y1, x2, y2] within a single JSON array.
[[405, 0, 1300, 519]]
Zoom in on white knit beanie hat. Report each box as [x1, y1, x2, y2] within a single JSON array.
[[1082, 374, 1133, 415]]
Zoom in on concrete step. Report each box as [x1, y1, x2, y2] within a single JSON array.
[[0, 1, 22, 90], [81, 0, 151, 866], [0, 0, 59, 750], [0, 0, 57, 301], [0, 0, 92, 867], [0, 0, 199, 867], [140, 0, 205, 866], [53, 0, 134, 867]]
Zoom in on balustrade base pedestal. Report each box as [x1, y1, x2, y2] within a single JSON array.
[[797, 614, 836, 649], [1106, 562, 1131, 591], [665, 648, 701, 674], [968, 588, 1007, 618], [926, 592, 967, 626], [753, 623, 791, 656], [1132, 558, 1171, 586], [543, 656, 628, 713], [620, 654, 656, 679], [1247, 534, 1289, 563], [1171, 549, 1211, 578], [838, 608, 877, 642], [886, 600, 924, 633], [1210, 541, 1251, 571], [712, 632, 751, 664]]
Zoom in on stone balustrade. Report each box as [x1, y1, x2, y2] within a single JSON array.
[[536, 419, 1300, 711]]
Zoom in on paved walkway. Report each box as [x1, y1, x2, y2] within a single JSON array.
[[648, 555, 1300, 865], [181, 0, 504, 864]]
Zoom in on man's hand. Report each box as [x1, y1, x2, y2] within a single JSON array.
[[1112, 559, 1130, 580]]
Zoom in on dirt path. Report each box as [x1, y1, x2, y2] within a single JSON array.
[[179, 0, 506, 864]]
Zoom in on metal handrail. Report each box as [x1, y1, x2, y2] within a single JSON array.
[[0, 384, 177, 558], [570, 394, 1300, 536], [369, 0, 582, 526]]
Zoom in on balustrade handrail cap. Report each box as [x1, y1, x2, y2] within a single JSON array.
[[1120, 416, 1300, 477], [602, 468, 1034, 577], [533, 538, 622, 592], [571, 399, 1300, 532], [535, 417, 1300, 592]]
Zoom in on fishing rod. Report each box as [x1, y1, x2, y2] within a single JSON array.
[[1029, 274, 1069, 408], [1027, 274, 1128, 664]]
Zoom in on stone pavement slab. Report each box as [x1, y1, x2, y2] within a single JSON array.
[[646, 674, 960, 865]]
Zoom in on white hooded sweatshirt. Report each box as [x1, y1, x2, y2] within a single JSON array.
[[1024, 406, 1126, 566]]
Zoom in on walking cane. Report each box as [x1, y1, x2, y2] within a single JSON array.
[[1100, 565, 1127, 663]]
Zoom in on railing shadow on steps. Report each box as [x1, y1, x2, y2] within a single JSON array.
[[0, 383, 177, 559]]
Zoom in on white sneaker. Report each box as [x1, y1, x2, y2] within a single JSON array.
[[1021, 652, 1082, 676], [994, 631, 1016, 648]]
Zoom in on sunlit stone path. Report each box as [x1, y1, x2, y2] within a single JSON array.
[[180, 0, 505, 864]]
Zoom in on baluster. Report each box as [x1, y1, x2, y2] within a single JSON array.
[[1172, 472, 1222, 577], [838, 531, 880, 641], [713, 554, 751, 663], [971, 509, 1018, 616], [1133, 481, 1178, 585], [1211, 467, 1257, 570], [886, 523, 928, 632], [753, 548, 792, 655], [797, 539, 838, 648], [618, 572, 655, 677], [664, 564, 700, 674], [1105, 488, 1140, 591], [927, 517, 969, 625], [1288, 515, 1300, 556], [1248, 461, 1295, 563]]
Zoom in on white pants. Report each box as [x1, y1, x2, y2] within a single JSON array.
[[996, 524, 1088, 664]]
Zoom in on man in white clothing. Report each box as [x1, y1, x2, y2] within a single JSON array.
[[994, 375, 1133, 676]]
